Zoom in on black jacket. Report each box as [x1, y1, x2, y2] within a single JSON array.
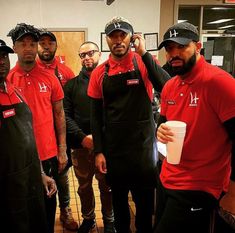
[[63, 67, 91, 149]]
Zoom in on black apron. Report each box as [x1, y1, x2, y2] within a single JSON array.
[[0, 95, 47, 233], [102, 56, 157, 187]]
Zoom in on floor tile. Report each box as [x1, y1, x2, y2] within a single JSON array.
[[55, 169, 136, 233]]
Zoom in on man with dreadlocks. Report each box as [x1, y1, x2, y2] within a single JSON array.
[[7, 23, 68, 233]]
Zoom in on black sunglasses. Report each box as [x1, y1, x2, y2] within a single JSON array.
[[79, 50, 98, 59]]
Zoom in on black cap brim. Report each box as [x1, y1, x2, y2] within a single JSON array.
[[106, 28, 131, 36], [158, 37, 192, 50], [0, 45, 14, 54], [15, 32, 39, 42], [39, 32, 57, 41]]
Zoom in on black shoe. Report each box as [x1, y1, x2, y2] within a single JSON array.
[[77, 219, 96, 233], [104, 222, 116, 233]]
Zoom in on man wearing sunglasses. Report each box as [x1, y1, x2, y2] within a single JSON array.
[[63, 41, 115, 233]]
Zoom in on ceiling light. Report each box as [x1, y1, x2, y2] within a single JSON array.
[[207, 19, 234, 24], [211, 7, 233, 10], [178, 20, 188, 23], [218, 24, 235, 29]]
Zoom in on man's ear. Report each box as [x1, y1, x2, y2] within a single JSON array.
[[196, 41, 202, 54], [13, 44, 16, 53]]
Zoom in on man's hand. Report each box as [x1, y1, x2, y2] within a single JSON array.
[[132, 33, 147, 56], [57, 146, 68, 173], [95, 153, 107, 174], [157, 123, 174, 144], [81, 134, 94, 150], [220, 180, 235, 215], [41, 174, 57, 198]]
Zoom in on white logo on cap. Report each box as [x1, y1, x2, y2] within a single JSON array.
[[169, 29, 178, 38], [113, 22, 121, 29]]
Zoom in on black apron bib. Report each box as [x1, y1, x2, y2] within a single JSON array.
[[0, 97, 47, 233], [102, 57, 157, 187]]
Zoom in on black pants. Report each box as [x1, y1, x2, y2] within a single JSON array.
[[154, 174, 235, 233], [111, 184, 154, 233], [154, 160, 235, 233], [42, 157, 58, 233]]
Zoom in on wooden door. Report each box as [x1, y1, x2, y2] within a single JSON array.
[[51, 30, 86, 76]]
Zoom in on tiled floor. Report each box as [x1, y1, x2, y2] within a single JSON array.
[[54, 168, 136, 233]]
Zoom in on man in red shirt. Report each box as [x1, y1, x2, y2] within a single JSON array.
[[156, 22, 235, 233], [0, 39, 57, 232], [37, 31, 75, 86], [37, 30, 77, 231], [7, 23, 68, 233], [88, 16, 169, 233]]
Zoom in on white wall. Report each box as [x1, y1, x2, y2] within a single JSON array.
[[1, 0, 160, 65]]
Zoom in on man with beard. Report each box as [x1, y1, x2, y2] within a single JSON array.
[[37, 31, 75, 87], [155, 22, 235, 233], [87, 17, 170, 233], [64, 41, 115, 233], [7, 23, 68, 233], [37, 30, 78, 231]]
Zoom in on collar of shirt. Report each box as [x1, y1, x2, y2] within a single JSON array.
[[81, 66, 91, 79], [0, 80, 14, 95], [175, 56, 205, 86], [108, 49, 134, 71], [14, 62, 41, 77]]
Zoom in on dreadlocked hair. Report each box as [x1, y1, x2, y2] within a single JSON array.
[[7, 23, 40, 43]]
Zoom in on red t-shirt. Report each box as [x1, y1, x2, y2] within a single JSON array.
[[88, 50, 153, 100], [7, 62, 64, 161], [160, 56, 235, 199], [37, 58, 75, 87]]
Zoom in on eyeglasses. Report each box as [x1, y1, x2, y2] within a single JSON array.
[[79, 50, 98, 59]]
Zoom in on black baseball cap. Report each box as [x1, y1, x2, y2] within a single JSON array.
[[0, 39, 14, 53], [7, 23, 40, 43], [39, 31, 57, 41], [158, 22, 199, 50], [105, 16, 134, 36]]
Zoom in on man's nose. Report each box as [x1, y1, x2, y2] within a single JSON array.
[[170, 48, 180, 57], [113, 35, 123, 44], [0, 58, 5, 64]]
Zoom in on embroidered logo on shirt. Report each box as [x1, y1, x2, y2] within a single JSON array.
[[38, 82, 47, 93], [3, 108, 16, 118], [58, 72, 63, 81], [127, 79, 139, 85], [167, 100, 176, 105], [189, 92, 199, 107]]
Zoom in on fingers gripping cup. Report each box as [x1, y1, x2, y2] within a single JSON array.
[[165, 121, 187, 164]]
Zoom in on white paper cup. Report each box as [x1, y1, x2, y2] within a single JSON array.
[[165, 121, 187, 164]]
